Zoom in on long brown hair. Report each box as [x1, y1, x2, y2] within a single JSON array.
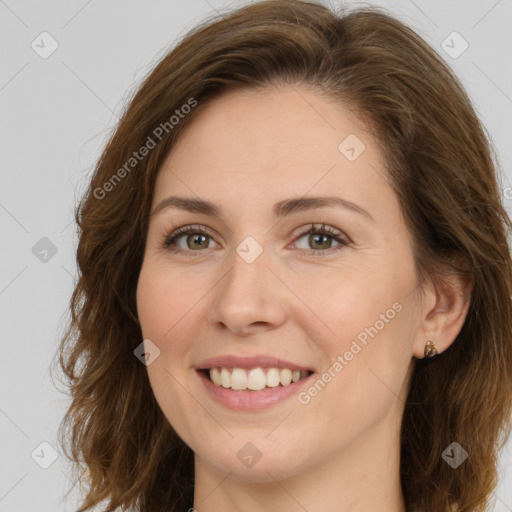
[[52, 1, 512, 510]]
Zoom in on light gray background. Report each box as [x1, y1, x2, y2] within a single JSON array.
[[1, 1, 511, 511]]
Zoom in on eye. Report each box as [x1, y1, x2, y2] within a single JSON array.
[[291, 223, 349, 255], [161, 223, 349, 256], [162, 224, 216, 253]]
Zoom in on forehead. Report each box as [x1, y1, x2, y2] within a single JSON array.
[[153, 85, 391, 213]]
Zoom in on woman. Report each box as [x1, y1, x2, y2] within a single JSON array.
[[54, 1, 512, 511]]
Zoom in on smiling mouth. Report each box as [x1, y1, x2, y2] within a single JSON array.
[[200, 367, 314, 391]]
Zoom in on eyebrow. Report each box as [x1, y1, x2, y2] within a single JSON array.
[[150, 195, 374, 222]]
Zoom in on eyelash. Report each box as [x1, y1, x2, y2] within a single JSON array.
[[161, 223, 349, 257]]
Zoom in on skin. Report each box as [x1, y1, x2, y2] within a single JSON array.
[[136, 84, 471, 512]]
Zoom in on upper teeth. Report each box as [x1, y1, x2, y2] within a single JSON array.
[[209, 367, 309, 390]]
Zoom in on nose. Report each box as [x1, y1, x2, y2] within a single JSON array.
[[208, 244, 287, 336]]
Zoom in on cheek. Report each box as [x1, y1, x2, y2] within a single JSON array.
[[136, 262, 196, 343], [303, 268, 413, 416], [298, 314, 413, 455], [136, 265, 199, 436], [136, 262, 205, 387], [302, 264, 394, 353]]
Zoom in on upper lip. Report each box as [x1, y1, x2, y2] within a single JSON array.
[[195, 355, 315, 372]]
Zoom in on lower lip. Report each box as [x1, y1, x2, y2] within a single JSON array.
[[197, 370, 314, 411]]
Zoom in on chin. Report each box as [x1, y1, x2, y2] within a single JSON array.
[[194, 439, 315, 482]]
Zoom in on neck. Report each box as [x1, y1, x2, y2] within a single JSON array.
[[192, 414, 406, 512]]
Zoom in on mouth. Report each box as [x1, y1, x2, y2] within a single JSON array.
[[198, 367, 314, 391], [195, 354, 316, 409]]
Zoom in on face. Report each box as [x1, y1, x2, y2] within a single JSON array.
[[136, 84, 427, 482]]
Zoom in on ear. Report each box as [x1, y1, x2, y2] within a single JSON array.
[[413, 268, 474, 359]]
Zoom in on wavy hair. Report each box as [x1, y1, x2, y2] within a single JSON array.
[[52, 1, 512, 511]]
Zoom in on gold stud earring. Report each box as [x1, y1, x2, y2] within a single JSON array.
[[424, 339, 438, 358]]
